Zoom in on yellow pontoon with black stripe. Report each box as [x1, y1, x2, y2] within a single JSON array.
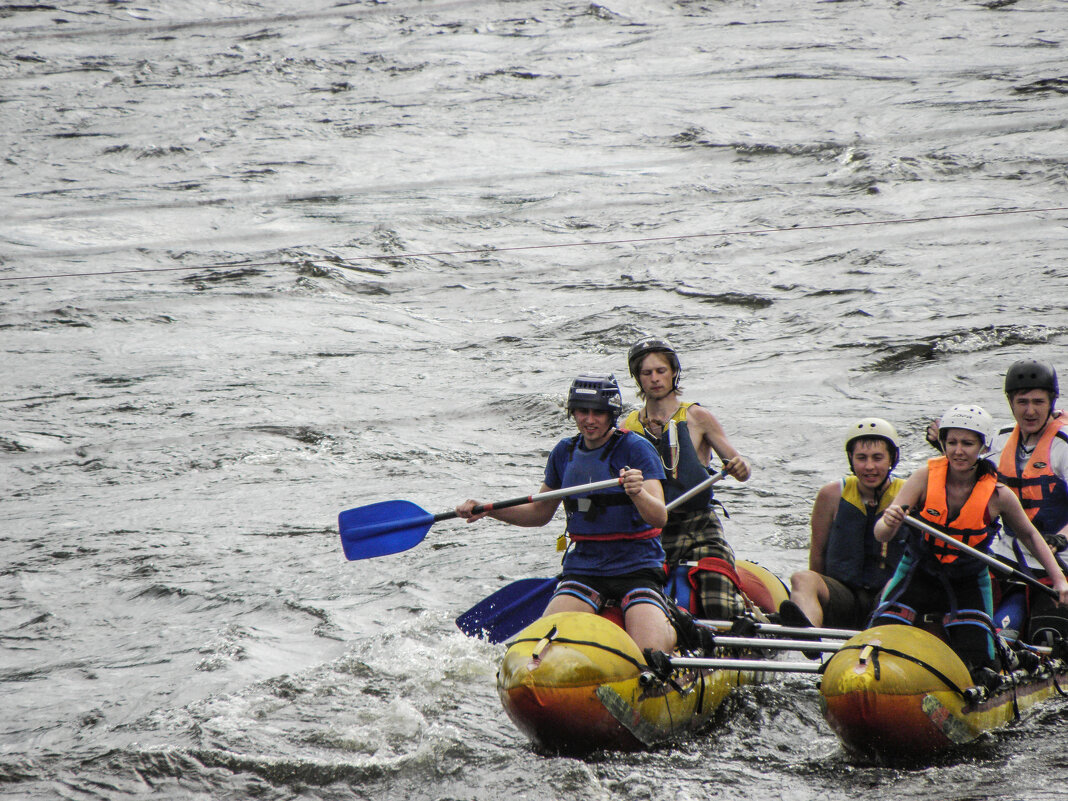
[[496, 560, 791, 752], [820, 624, 1068, 758]]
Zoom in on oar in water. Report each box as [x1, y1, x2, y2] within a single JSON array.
[[455, 469, 730, 640], [338, 476, 624, 561], [455, 577, 559, 642], [903, 515, 1059, 599]]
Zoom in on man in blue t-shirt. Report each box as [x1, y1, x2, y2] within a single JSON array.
[[456, 373, 675, 654]]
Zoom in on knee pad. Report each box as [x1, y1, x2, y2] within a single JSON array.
[[552, 580, 604, 612], [621, 587, 670, 616]]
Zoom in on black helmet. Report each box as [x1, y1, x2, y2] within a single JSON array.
[[627, 337, 681, 391], [1004, 359, 1059, 403], [567, 374, 623, 420]]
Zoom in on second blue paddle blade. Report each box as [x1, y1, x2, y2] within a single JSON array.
[[338, 499, 434, 560], [456, 577, 558, 642]]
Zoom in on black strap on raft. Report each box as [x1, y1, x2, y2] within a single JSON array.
[[729, 617, 759, 637], [667, 604, 717, 655], [1052, 672, 1068, 697], [505, 632, 693, 695], [824, 642, 969, 698], [640, 647, 687, 694], [506, 634, 646, 672], [1048, 639, 1068, 697]]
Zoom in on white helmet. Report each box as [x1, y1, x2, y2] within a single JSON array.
[[938, 404, 996, 450], [844, 418, 900, 469]]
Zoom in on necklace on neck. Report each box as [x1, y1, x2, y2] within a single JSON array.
[[640, 415, 664, 439], [642, 403, 679, 430], [860, 477, 890, 507]]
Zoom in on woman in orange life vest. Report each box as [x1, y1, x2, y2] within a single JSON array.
[[872, 404, 1068, 673]]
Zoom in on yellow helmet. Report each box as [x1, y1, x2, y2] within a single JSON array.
[[845, 418, 900, 469]]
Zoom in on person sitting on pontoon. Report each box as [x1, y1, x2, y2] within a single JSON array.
[[621, 337, 752, 622], [455, 373, 677, 655], [781, 418, 905, 631], [925, 360, 1068, 645]]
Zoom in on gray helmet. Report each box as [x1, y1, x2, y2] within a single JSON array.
[[844, 417, 900, 470], [1004, 359, 1059, 403], [627, 337, 681, 391], [567, 374, 623, 420]]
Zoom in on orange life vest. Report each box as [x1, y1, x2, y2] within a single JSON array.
[[997, 417, 1068, 535], [919, 456, 998, 564]]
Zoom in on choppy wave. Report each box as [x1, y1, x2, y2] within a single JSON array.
[[3, 0, 1068, 799]]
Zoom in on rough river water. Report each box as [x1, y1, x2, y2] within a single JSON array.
[[2, 1, 1067, 799]]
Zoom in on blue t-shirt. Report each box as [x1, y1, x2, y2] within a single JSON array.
[[545, 430, 667, 576]]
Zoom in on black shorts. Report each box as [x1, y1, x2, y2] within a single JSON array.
[[822, 576, 880, 629], [558, 568, 667, 603]]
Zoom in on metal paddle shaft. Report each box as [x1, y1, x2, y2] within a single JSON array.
[[666, 468, 727, 512], [903, 515, 1058, 599], [339, 476, 625, 560], [469, 476, 625, 516]]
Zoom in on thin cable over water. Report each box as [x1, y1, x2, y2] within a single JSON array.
[[1, 206, 1063, 283]]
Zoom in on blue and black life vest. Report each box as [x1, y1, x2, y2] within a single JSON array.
[[560, 430, 660, 541], [824, 475, 905, 591]]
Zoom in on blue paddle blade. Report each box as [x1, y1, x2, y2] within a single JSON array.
[[338, 499, 435, 561], [456, 577, 558, 643]]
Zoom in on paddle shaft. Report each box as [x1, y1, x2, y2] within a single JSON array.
[[903, 516, 1058, 599], [705, 634, 840, 653], [665, 468, 727, 512], [444, 476, 626, 522], [449, 466, 721, 525]]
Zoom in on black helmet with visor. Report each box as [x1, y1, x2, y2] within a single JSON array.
[[567, 373, 623, 422]]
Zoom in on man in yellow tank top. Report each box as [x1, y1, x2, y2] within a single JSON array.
[[622, 337, 751, 620]]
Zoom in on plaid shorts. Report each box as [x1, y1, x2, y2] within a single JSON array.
[[661, 506, 747, 620]]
